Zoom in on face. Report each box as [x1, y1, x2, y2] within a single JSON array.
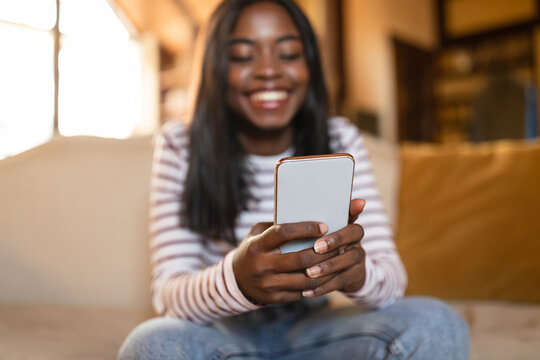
[[226, 2, 309, 132]]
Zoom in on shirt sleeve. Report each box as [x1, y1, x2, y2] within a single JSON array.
[[329, 117, 408, 308], [149, 123, 260, 324]]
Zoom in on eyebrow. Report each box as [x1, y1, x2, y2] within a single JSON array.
[[229, 34, 302, 46]]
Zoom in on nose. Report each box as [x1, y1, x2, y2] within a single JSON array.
[[254, 53, 282, 80]]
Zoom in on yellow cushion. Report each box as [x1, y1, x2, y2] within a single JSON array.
[[396, 140, 540, 302]]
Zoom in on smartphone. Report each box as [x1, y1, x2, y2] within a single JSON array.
[[274, 153, 355, 253]]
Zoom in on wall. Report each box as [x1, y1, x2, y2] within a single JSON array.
[[445, 0, 536, 37], [342, 0, 437, 142]]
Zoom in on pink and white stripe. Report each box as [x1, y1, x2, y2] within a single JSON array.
[[149, 117, 407, 324]]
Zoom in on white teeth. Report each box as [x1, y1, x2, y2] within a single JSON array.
[[250, 90, 288, 102]]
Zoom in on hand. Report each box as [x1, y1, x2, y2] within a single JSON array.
[[302, 199, 367, 297], [232, 221, 340, 305]]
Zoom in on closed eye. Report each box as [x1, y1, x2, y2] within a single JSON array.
[[230, 56, 253, 63], [280, 53, 301, 61]]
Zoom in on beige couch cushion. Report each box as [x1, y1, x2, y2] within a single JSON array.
[[0, 304, 150, 360], [452, 300, 540, 360], [0, 136, 153, 310], [361, 133, 400, 228], [396, 140, 540, 302]]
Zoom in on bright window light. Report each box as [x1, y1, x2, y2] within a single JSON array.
[[0, 0, 56, 30], [58, 0, 142, 138], [0, 23, 55, 159], [0, 0, 147, 160]]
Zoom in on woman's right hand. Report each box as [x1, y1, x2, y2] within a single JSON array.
[[232, 222, 339, 305]]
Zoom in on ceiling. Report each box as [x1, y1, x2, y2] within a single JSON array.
[[114, 0, 222, 54]]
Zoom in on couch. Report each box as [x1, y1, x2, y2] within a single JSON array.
[[1, 133, 539, 359]]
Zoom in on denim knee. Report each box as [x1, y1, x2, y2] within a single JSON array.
[[117, 317, 194, 360], [388, 296, 470, 360]]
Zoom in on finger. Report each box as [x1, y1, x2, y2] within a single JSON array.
[[302, 264, 366, 298], [348, 198, 366, 224], [260, 272, 335, 291], [265, 290, 303, 304], [270, 248, 339, 273], [349, 198, 366, 216], [257, 222, 328, 252], [306, 247, 365, 278], [247, 222, 273, 237], [313, 224, 364, 254]]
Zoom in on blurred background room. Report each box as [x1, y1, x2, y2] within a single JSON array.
[[0, 0, 539, 359]]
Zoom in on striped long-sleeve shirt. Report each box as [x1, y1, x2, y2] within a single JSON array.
[[149, 116, 407, 324]]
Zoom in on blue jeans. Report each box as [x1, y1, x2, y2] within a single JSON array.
[[117, 296, 469, 359]]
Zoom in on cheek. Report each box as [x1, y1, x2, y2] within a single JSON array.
[[290, 64, 310, 99], [227, 69, 239, 95], [226, 68, 244, 110], [291, 60, 309, 85], [227, 66, 250, 93]]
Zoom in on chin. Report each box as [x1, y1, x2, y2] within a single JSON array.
[[252, 120, 292, 133], [241, 112, 291, 131]]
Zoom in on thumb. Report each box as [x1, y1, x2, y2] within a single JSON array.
[[349, 198, 366, 224], [257, 222, 328, 252]]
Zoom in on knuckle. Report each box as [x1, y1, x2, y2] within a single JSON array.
[[305, 276, 318, 288], [252, 260, 268, 276], [258, 276, 272, 290], [327, 234, 340, 248], [352, 247, 365, 263], [313, 284, 326, 296], [305, 222, 318, 235], [351, 224, 365, 239], [246, 240, 259, 255], [319, 260, 333, 274], [337, 272, 351, 289], [270, 292, 286, 304], [271, 224, 282, 236], [275, 224, 291, 240], [252, 277, 265, 291], [338, 275, 348, 289], [307, 277, 328, 289], [296, 252, 311, 269], [325, 249, 339, 259]]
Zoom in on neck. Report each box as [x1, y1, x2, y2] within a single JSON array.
[[237, 125, 293, 156]]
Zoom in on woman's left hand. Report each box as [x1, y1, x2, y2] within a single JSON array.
[[302, 198, 367, 297]]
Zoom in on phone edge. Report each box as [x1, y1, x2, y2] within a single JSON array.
[[273, 153, 355, 226]]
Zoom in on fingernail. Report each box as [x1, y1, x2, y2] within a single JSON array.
[[302, 290, 314, 298], [306, 265, 320, 277], [314, 240, 327, 253], [319, 223, 328, 234]]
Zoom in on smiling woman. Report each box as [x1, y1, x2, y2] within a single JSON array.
[[117, 1, 469, 359]]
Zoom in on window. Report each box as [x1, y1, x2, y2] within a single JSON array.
[[0, 0, 56, 159], [0, 0, 150, 160]]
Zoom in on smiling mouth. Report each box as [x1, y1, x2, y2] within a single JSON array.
[[249, 90, 289, 102]]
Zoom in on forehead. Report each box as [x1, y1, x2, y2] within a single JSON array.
[[231, 2, 300, 39]]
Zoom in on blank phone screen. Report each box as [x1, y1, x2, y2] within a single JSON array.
[[275, 155, 354, 253]]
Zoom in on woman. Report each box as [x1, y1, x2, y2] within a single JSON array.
[[118, 0, 469, 358]]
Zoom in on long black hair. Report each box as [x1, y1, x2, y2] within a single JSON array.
[[183, 0, 330, 244]]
